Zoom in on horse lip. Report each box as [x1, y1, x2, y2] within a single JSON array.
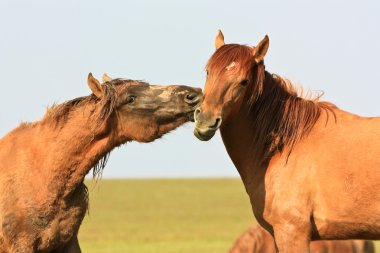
[[193, 128, 215, 141]]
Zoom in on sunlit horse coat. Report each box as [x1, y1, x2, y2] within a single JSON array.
[[194, 30, 380, 253]]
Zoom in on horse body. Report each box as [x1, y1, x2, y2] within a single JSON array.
[[297, 110, 380, 240], [222, 107, 380, 241], [0, 116, 96, 252], [194, 30, 380, 252], [0, 74, 202, 252]]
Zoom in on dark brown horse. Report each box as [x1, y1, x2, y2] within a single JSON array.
[[229, 224, 375, 253], [194, 30, 380, 252], [0, 73, 202, 252]]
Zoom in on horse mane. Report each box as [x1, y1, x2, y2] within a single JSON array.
[[44, 78, 142, 126], [248, 65, 336, 160], [42, 78, 147, 178], [207, 44, 336, 160]]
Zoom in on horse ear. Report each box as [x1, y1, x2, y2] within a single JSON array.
[[215, 29, 225, 50], [252, 35, 269, 64], [102, 73, 112, 83], [87, 73, 104, 98]]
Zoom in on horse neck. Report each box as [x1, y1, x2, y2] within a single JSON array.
[[220, 70, 323, 183], [220, 98, 269, 184], [38, 102, 120, 196]]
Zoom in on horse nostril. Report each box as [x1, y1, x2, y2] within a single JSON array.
[[186, 93, 196, 100], [209, 117, 222, 130], [185, 92, 200, 104]]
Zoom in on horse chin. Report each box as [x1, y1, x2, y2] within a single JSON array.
[[194, 128, 216, 141]]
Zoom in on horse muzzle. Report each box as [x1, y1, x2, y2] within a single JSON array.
[[193, 127, 216, 141], [193, 108, 222, 141]]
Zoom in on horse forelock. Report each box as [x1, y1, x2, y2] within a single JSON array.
[[206, 44, 253, 77], [204, 44, 256, 104]]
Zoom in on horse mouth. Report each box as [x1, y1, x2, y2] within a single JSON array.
[[193, 128, 215, 141], [157, 110, 196, 124]]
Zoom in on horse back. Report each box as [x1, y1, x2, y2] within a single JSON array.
[[263, 109, 380, 240]]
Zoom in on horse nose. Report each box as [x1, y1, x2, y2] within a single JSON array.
[[185, 92, 202, 106], [194, 108, 222, 130]]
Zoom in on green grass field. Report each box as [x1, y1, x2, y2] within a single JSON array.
[[79, 179, 379, 253]]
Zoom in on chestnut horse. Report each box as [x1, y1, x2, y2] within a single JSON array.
[[0, 73, 202, 252], [194, 30, 380, 253], [229, 224, 375, 253]]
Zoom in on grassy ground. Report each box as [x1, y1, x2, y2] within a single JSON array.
[[79, 178, 380, 253], [79, 179, 254, 253]]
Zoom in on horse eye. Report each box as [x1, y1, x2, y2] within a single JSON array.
[[126, 95, 136, 104], [240, 79, 249, 86]]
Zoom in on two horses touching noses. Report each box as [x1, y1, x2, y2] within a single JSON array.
[[193, 30, 380, 252], [0, 74, 202, 252], [0, 29, 379, 253]]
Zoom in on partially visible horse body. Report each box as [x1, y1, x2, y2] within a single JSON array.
[[229, 224, 375, 253], [0, 73, 202, 252], [194, 30, 380, 252]]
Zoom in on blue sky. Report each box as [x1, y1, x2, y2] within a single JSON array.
[[0, 0, 379, 178]]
